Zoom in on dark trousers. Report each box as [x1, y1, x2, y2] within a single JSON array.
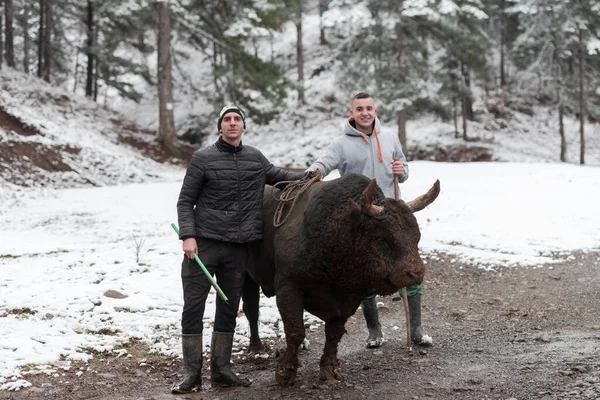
[[181, 238, 248, 334]]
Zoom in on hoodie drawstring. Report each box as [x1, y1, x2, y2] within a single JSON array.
[[359, 128, 384, 163]]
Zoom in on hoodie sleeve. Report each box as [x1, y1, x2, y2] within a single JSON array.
[[307, 141, 341, 177], [393, 137, 409, 183]]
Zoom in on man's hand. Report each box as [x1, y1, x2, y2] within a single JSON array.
[[306, 169, 323, 181], [182, 238, 198, 260], [391, 160, 404, 176]]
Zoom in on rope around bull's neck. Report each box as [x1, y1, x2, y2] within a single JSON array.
[[272, 170, 323, 228]]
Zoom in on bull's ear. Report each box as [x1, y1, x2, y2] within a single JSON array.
[[406, 180, 440, 213], [349, 199, 361, 215], [349, 198, 383, 217]]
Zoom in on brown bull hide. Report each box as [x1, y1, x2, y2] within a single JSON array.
[[244, 173, 440, 386]]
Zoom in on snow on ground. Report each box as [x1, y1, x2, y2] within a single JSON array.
[[2, 10, 600, 391], [2, 1, 600, 391], [2, 160, 599, 390]]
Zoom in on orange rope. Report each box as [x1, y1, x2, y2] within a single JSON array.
[[373, 128, 383, 162], [359, 129, 383, 162]]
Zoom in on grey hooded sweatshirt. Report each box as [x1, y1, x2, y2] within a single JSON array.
[[308, 117, 408, 199]]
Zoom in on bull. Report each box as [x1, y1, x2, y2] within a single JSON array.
[[243, 173, 440, 385]]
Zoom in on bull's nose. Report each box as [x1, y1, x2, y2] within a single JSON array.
[[407, 268, 425, 281], [407, 262, 426, 281]]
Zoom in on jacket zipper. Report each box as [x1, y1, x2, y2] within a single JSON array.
[[234, 152, 242, 241], [369, 135, 375, 174]]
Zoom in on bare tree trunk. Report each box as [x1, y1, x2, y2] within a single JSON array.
[[578, 27, 585, 165], [396, 109, 407, 151], [318, 0, 328, 45], [212, 42, 224, 105], [499, 0, 505, 87], [295, 2, 305, 105], [20, 7, 29, 73], [157, 1, 181, 158], [550, 28, 567, 162], [453, 97, 459, 138], [462, 97, 468, 140], [93, 25, 98, 101], [37, 0, 44, 77], [73, 48, 79, 92], [461, 63, 474, 120], [85, 0, 95, 97], [93, 61, 99, 100], [0, 4, 3, 70], [42, 0, 52, 82], [558, 93, 566, 162], [4, 0, 13, 67], [103, 66, 109, 107]]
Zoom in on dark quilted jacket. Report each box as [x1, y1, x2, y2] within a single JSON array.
[[177, 137, 306, 243]]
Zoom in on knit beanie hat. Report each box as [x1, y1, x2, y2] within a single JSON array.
[[217, 105, 246, 132]]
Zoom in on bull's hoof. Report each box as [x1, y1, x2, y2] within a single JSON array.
[[366, 337, 384, 348], [248, 339, 263, 353], [319, 364, 343, 381], [275, 365, 297, 386]]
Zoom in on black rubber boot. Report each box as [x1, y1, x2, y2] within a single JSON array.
[[210, 332, 252, 386], [361, 297, 384, 348], [171, 334, 203, 394], [408, 294, 433, 347]]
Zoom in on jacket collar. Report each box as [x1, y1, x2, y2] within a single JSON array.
[[216, 136, 244, 153]]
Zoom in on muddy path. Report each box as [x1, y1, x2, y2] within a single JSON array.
[[3, 251, 599, 400]]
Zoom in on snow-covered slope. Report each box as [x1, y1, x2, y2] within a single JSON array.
[[0, 69, 181, 191]]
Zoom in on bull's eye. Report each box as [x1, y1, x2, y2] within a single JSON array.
[[376, 236, 392, 251]]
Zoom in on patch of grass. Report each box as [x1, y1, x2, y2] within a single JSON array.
[[113, 338, 166, 363], [78, 346, 106, 356], [83, 328, 121, 336], [8, 307, 37, 315], [0, 254, 19, 259]]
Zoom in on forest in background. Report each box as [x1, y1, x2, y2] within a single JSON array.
[[2, 0, 600, 162]]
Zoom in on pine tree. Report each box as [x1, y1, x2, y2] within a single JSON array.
[[511, 0, 600, 163], [481, 0, 520, 87], [324, 0, 490, 144], [173, 0, 290, 123]]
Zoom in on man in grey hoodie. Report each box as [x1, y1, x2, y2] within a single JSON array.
[[307, 92, 433, 348]]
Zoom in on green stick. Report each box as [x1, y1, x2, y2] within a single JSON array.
[[171, 223, 229, 302]]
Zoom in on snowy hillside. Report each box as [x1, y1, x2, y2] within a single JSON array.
[[0, 69, 182, 192]]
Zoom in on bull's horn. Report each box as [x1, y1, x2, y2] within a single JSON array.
[[360, 179, 378, 206], [361, 179, 384, 216], [406, 180, 440, 213]]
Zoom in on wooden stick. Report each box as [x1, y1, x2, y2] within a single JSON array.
[[394, 158, 411, 351]]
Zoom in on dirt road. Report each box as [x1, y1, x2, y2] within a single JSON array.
[[3, 251, 599, 400]]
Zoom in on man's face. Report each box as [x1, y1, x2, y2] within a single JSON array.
[[350, 97, 377, 132], [220, 112, 245, 144]]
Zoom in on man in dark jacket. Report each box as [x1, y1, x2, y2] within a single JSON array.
[[171, 105, 308, 394]]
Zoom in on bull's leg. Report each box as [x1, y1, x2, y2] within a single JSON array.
[[242, 274, 262, 352], [275, 286, 305, 386], [319, 317, 346, 381]]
